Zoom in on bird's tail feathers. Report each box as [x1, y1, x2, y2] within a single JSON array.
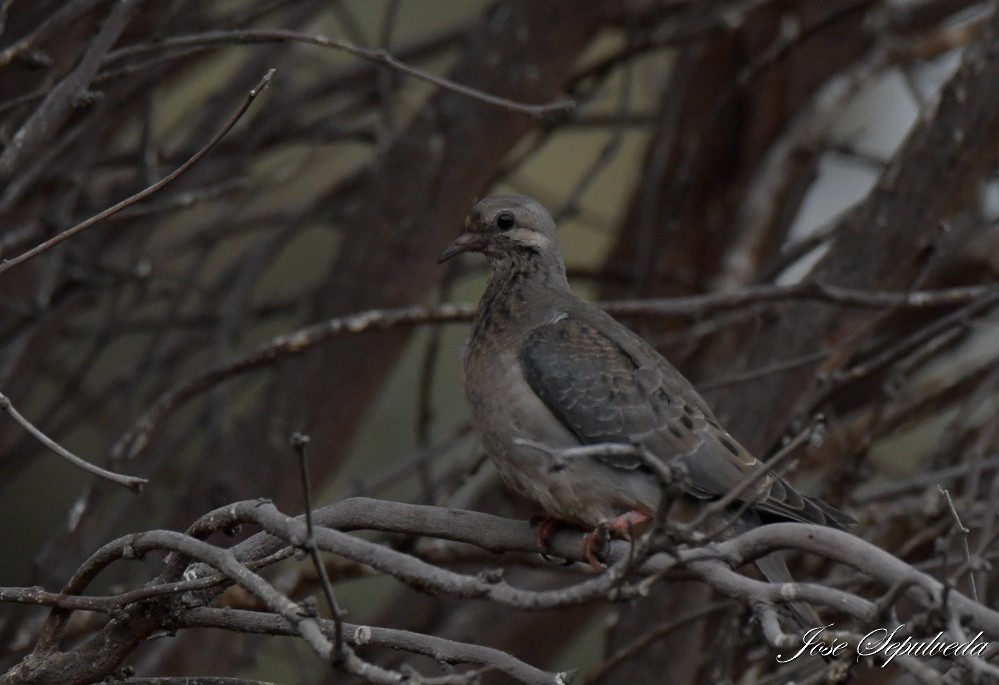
[[754, 552, 823, 632]]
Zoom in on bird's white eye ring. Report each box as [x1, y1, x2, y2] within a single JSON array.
[[496, 211, 515, 231]]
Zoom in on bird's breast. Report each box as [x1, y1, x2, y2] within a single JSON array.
[[461, 344, 660, 526]]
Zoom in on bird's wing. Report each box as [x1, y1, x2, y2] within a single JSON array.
[[520, 310, 852, 528]]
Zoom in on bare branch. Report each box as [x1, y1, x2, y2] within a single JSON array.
[[0, 391, 146, 491], [105, 29, 576, 120], [0, 69, 274, 277]]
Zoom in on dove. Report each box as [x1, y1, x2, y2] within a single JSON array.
[[439, 195, 852, 623]]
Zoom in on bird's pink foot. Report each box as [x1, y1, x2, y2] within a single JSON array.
[[582, 525, 609, 571], [606, 510, 651, 540], [582, 510, 652, 571], [530, 515, 565, 552]]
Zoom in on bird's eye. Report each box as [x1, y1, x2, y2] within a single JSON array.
[[496, 212, 515, 231]]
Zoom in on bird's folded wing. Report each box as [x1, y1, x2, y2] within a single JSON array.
[[519, 311, 853, 528]]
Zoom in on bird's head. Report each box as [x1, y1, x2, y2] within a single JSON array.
[[437, 195, 561, 265]]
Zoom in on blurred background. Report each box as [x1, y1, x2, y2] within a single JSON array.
[[2, 1, 999, 683]]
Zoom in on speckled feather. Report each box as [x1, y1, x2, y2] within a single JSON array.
[[521, 311, 852, 528]]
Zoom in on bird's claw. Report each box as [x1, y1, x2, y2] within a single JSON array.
[[530, 514, 563, 552], [531, 515, 575, 565], [583, 523, 610, 571]]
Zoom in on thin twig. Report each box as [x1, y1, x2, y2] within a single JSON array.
[[603, 282, 996, 318], [0, 391, 147, 492], [937, 485, 979, 603], [290, 432, 346, 664], [180, 607, 562, 685], [110, 283, 993, 463], [0, 69, 275, 277], [586, 600, 734, 681], [110, 303, 476, 463], [105, 29, 575, 120]]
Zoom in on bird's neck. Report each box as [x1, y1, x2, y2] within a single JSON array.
[[472, 253, 570, 338]]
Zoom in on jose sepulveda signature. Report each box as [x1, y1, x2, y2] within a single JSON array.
[[777, 624, 989, 666]]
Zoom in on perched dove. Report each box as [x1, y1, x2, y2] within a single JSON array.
[[438, 195, 852, 620]]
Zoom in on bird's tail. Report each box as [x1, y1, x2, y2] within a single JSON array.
[[754, 552, 823, 631]]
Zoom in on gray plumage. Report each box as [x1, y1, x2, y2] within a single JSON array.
[[439, 195, 852, 623]]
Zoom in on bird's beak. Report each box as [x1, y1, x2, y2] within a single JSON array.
[[437, 233, 487, 263]]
